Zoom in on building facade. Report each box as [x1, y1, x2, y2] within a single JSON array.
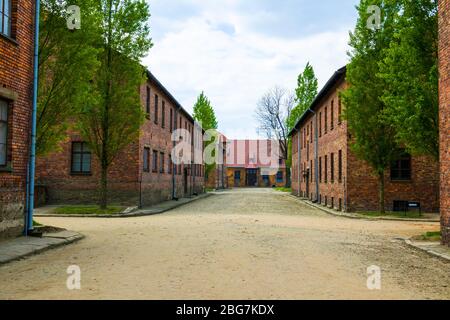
[[36, 70, 205, 207], [226, 140, 287, 188], [290, 67, 440, 213], [0, 0, 35, 238], [439, 0, 449, 246]]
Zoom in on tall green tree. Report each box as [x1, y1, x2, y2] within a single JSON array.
[[379, 0, 439, 160], [341, 0, 402, 213], [193, 92, 218, 176], [287, 62, 319, 131], [286, 63, 318, 182], [37, 0, 101, 155], [77, 0, 152, 209]]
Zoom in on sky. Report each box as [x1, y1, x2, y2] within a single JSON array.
[[142, 0, 360, 139]]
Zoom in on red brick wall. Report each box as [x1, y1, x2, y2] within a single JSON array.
[[291, 77, 440, 213], [0, 0, 35, 238], [36, 76, 204, 207], [439, 0, 450, 245]]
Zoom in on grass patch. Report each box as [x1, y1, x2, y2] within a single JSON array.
[[357, 211, 424, 219], [52, 206, 124, 215], [412, 231, 441, 242], [275, 187, 292, 193], [205, 188, 215, 192], [33, 220, 43, 227]]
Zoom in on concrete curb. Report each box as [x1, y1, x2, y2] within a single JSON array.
[[286, 194, 440, 223], [404, 239, 450, 262], [34, 193, 213, 218], [0, 231, 84, 266]]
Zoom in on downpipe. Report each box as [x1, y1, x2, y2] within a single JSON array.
[[25, 0, 40, 235]]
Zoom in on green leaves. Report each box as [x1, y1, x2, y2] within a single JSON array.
[[287, 62, 318, 131], [379, 0, 439, 160], [193, 92, 218, 131]]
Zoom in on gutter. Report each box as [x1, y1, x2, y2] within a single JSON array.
[[25, 0, 40, 235]]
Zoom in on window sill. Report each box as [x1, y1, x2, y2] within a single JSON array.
[[390, 179, 412, 183], [0, 33, 18, 46], [70, 172, 92, 176], [0, 164, 13, 173]]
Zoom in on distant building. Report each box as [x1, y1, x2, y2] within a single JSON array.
[[36, 70, 205, 207], [439, 0, 449, 246], [289, 67, 439, 213], [226, 140, 287, 188], [0, 0, 35, 238]]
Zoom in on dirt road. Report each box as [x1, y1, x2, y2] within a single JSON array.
[[0, 188, 449, 299]]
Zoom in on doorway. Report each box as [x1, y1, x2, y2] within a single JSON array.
[[246, 169, 258, 187]]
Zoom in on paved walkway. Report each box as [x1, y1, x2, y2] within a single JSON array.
[[0, 231, 83, 265], [0, 188, 448, 299]]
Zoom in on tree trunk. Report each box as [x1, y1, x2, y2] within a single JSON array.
[[285, 166, 291, 188], [379, 172, 385, 214], [100, 164, 108, 209]]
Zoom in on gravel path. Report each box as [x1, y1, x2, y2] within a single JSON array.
[[0, 188, 449, 299]]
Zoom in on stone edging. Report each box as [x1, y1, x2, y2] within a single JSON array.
[[34, 193, 212, 218], [286, 194, 440, 223], [404, 239, 450, 262]]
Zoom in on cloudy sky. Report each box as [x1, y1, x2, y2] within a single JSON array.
[[142, 0, 360, 139]]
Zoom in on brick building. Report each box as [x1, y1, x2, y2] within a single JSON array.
[[226, 139, 287, 188], [0, 0, 35, 238], [439, 0, 449, 245], [289, 67, 440, 213], [36, 70, 205, 207]]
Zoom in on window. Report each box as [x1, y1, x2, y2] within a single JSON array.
[[324, 107, 328, 133], [143, 147, 150, 172], [319, 157, 322, 183], [168, 155, 173, 174], [0, 0, 11, 37], [331, 153, 335, 183], [338, 98, 342, 124], [154, 95, 159, 124], [338, 150, 342, 183], [331, 100, 334, 130], [160, 152, 164, 173], [161, 101, 166, 128], [303, 128, 306, 148], [324, 155, 328, 183], [170, 108, 173, 132], [152, 150, 158, 172], [310, 160, 313, 183], [310, 122, 313, 144], [0, 99, 8, 166], [146, 87, 150, 115], [276, 171, 283, 183], [391, 153, 412, 181], [319, 112, 322, 137], [71, 142, 91, 174]]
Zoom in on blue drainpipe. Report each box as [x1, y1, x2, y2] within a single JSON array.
[[25, 0, 40, 235]]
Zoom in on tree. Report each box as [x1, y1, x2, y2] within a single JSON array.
[[379, 0, 439, 160], [77, 0, 152, 209], [37, 0, 101, 155], [192, 92, 218, 176], [287, 62, 319, 131], [286, 62, 318, 180], [341, 0, 402, 213], [255, 87, 295, 187]]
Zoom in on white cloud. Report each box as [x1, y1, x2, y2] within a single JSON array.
[[143, 4, 352, 140]]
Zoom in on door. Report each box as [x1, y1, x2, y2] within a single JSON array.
[[246, 169, 258, 187], [262, 175, 270, 187], [234, 170, 241, 187], [305, 169, 310, 199]]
